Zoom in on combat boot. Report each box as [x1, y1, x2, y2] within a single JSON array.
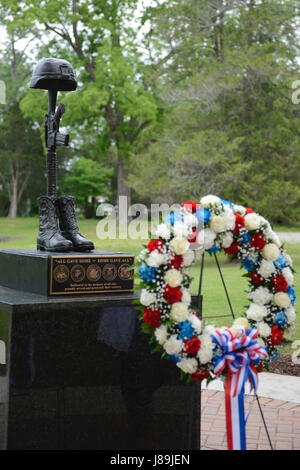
[[37, 196, 73, 252], [56, 196, 94, 252]]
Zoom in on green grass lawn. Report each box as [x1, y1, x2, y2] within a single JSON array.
[[0, 217, 299, 354]]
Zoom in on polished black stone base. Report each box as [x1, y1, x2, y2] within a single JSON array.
[[0, 285, 200, 450]]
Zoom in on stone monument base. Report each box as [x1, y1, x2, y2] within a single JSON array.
[[0, 249, 200, 450]]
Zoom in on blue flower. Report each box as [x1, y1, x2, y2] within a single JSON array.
[[195, 207, 211, 224], [274, 253, 286, 270], [138, 263, 157, 283], [168, 354, 180, 364], [287, 286, 296, 304], [206, 244, 220, 253], [163, 212, 182, 225], [242, 256, 257, 272], [178, 321, 195, 340], [274, 311, 287, 327], [221, 199, 233, 209], [241, 232, 251, 245]]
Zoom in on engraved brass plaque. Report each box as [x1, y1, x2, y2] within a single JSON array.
[[49, 253, 134, 295]]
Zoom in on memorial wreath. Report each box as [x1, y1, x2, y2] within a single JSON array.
[[135, 195, 296, 450]]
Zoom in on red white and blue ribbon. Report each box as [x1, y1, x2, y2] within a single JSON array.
[[211, 327, 267, 450]]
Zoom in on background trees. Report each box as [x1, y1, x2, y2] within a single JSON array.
[[0, 0, 300, 224]]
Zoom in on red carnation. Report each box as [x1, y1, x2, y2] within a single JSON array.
[[163, 285, 183, 304], [269, 325, 284, 346], [272, 275, 288, 292], [245, 207, 255, 214], [233, 213, 245, 235], [250, 232, 266, 250], [181, 200, 199, 213], [184, 336, 201, 355], [192, 369, 210, 382], [188, 227, 197, 243], [168, 254, 183, 270], [249, 272, 265, 286], [224, 241, 239, 255], [147, 239, 164, 253], [143, 308, 162, 328]]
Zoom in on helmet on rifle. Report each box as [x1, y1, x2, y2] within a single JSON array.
[[29, 58, 77, 91]]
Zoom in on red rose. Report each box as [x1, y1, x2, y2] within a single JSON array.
[[181, 200, 199, 213], [272, 275, 288, 292], [188, 227, 197, 243], [250, 232, 266, 250], [184, 336, 201, 355], [163, 285, 183, 304], [245, 207, 254, 214], [224, 241, 239, 255], [143, 308, 162, 328], [233, 213, 245, 235], [269, 325, 283, 346], [147, 239, 164, 253], [249, 272, 265, 286], [192, 369, 210, 381], [168, 254, 183, 270]]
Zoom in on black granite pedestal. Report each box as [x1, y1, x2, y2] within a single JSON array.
[[0, 251, 200, 450]]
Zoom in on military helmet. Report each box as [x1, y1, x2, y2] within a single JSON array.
[[29, 58, 77, 91]]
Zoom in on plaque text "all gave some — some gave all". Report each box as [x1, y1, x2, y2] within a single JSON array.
[[49, 253, 134, 295]]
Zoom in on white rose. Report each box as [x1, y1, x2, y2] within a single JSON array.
[[140, 289, 157, 306], [220, 231, 234, 249], [154, 324, 168, 345], [282, 267, 294, 286], [197, 336, 214, 364], [173, 221, 190, 238], [233, 204, 246, 216], [164, 269, 183, 287], [170, 302, 189, 323], [246, 303, 268, 321], [233, 317, 250, 330], [262, 243, 280, 261], [274, 292, 291, 309], [249, 286, 273, 305], [200, 195, 221, 208], [203, 324, 216, 335], [183, 213, 198, 228], [155, 223, 171, 240], [286, 306, 296, 324], [210, 215, 227, 233], [181, 288, 191, 305], [256, 322, 271, 338], [182, 250, 195, 266], [257, 259, 276, 279], [163, 335, 184, 355], [222, 207, 236, 231], [197, 228, 216, 250], [177, 357, 198, 374], [256, 337, 267, 348], [169, 237, 190, 255], [245, 213, 261, 231], [147, 251, 168, 267], [189, 313, 202, 333]]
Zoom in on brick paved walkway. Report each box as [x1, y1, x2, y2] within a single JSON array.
[[201, 390, 300, 450]]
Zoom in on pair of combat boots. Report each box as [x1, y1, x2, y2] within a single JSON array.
[[37, 195, 94, 252]]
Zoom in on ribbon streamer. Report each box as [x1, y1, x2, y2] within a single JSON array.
[[211, 327, 267, 450]]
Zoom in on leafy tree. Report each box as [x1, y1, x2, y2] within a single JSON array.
[[3, 0, 159, 207], [0, 30, 44, 217], [61, 157, 113, 218], [129, 0, 300, 224]]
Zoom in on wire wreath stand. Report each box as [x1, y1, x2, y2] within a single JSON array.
[[187, 251, 273, 451]]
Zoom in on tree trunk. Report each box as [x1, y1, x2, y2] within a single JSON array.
[[117, 155, 131, 208], [8, 172, 18, 218]]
